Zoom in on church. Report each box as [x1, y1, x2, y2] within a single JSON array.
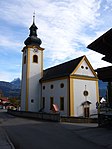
[[21, 16, 99, 117]]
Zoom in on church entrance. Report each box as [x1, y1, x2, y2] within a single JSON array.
[[82, 101, 91, 118], [84, 107, 89, 118]]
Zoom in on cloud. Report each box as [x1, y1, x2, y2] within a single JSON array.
[[85, 51, 112, 69], [0, 0, 112, 81], [0, 71, 21, 82], [0, 35, 21, 49], [38, 0, 102, 61]]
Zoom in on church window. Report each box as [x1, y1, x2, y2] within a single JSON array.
[[83, 90, 89, 96], [33, 55, 38, 63], [60, 97, 64, 111], [50, 97, 54, 110], [43, 86, 45, 90], [24, 55, 26, 64], [42, 97, 45, 109], [31, 99, 34, 103], [81, 66, 84, 69], [51, 84, 54, 89], [60, 83, 64, 88]]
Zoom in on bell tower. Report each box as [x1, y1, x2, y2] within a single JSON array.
[[21, 14, 44, 112]]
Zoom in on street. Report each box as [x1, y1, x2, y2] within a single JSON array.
[[0, 110, 106, 149]]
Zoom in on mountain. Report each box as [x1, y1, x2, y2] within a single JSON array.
[[0, 78, 21, 98], [10, 78, 21, 89], [98, 80, 108, 89]]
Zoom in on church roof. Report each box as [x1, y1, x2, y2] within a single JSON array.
[[41, 56, 84, 81]]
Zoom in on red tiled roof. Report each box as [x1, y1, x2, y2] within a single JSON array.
[[0, 98, 9, 102]]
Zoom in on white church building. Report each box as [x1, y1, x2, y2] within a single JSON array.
[[21, 16, 99, 117]]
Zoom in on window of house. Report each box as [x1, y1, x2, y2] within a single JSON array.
[[60, 97, 64, 111], [42, 97, 45, 109], [50, 97, 54, 110], [33, 55, 38, 63], [85, 66, 88, 70], [51, 84, 54, 89], [60, 83, 64, 88], [24, 55, 26, 64]]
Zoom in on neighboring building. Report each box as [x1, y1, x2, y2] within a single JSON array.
[[87, 28, 112, 108], [0, 90, 10, 109], [0, 97, 10, 109], [21, 16, 99, 117]]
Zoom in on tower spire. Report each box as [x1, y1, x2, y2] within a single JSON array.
[[24, 13, 42, 46], [33, 11, 35, 24]]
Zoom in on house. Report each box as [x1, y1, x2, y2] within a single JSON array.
[[87, 28, 112, 107], [0, 97, 10, 109], [6, 103, 17, 110], [21, 15, 99, 117]]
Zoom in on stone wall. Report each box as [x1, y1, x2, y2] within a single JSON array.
[[7, 109, 98, 123], [61, 116, 98, 123], [7, 109, 60, 122]]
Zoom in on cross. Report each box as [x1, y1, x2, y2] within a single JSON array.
[[33, 11, 35, 23]]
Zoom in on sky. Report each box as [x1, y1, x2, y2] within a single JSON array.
[[0, 0, 112, 82]]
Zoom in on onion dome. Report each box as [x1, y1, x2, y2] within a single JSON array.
[[24, 14, 42, 46]]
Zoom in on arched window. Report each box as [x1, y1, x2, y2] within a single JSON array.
[[60, 97, 64, 111], [50, 97, 54, 110], [60, 83, 64, 88], [50, 84, 54, 89], [33, 55, 38, 63], [43, 86, 45, 90]]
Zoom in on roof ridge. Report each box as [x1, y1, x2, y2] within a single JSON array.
[[41, 55, 85, 82], [44, 55, 85, 71]]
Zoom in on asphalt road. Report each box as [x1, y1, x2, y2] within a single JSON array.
[[0, 110, 106, 149]]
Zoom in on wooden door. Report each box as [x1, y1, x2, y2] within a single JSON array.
[[84, 107, 89, 118]]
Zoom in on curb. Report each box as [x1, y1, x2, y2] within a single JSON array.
[[2, 128, 15, 149]]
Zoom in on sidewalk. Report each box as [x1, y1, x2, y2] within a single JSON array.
[[0, 127, 14, 149], [61, 123, 112, 149]]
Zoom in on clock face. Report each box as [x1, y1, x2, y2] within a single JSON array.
[[33, 48, 38, 53]]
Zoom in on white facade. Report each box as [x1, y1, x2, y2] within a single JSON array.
[[21, 47, 99, 117], [21, 46, 43, 112], [42, 79, 69, 116], [73, 79, 98, 117], [41, 57, 99, 117], [71, 58, 98, 117], [75, 60, 95, 77], [41, 77, 98, 117]]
